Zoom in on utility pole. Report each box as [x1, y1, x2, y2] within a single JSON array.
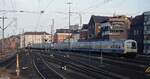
[[78, 13, 82, 29], [51, 19, 54, 43], [0, 16, 7, 56], [67, 2, 72, 49], [16, 52, 20, 77], [50, 19, 54, 51], [67, 2, 72, 29]]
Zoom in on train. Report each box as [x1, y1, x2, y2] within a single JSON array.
[[30, 39, 137, 57]]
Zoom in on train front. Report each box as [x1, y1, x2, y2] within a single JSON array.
[[124, 40, 137, 57]]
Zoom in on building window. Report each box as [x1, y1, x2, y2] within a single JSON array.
[[136, 30, 139, 35], [134, 30, 136, 35], [147, 26, 150, 30], [144, 16, 148, 22], [144, 36, 150, 40]]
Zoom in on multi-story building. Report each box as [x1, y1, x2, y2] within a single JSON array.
[[129, 15, 144, 53], [20, 32, 52, 48], [143, 11, 150, 54], [69, 24, 79, 31], [0, 35, 20, 53], [101, 15, 131, 40], [80, 24, 88, 40], [87, 15, 109, 39], [54, 29, 72, 43], [54, 29, 80, 43]]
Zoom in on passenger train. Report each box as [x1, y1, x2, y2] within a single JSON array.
[[30, 40, 137, 57], [53, 40, 137, 57]]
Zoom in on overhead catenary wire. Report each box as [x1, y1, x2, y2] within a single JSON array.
[[42, 0, 55, 12], [10, 0, 15, 10], [63, 0, 112, 28], [36, 0, 42, 31], [81, 0, 112, 14]]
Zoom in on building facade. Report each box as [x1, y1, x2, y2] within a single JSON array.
[[143, 11, 150, 54], [69, 24, 79, 31], [20, 32, 52, 48], [87, 15, 108, 39], [54, 33, 71, 43], [101, 15, 131, 40], [129, 15, 144, 53], [54, 29, 80, 43], [54, 29, 72, 43], [80, 24, 88, 40], [0, 35, 20, 54]]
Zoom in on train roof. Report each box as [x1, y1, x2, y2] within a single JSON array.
[[78, 39, 126, 42]]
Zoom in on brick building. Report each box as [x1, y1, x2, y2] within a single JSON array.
[[80, 24, 88, 40], [87, 15, 109, 39], [0, 35, 20, 55]]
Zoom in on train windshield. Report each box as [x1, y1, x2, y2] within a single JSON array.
[[131, 42, 136, 49], [126, 41, 137, 49]]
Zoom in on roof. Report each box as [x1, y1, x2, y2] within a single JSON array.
[[56, 29, 71, 33], [82, 24, 88, 29], [132, 15, 144, 24], [101, 15, 131, 23], [91, 15, 109, 23], [143, 11, 150, 15], [24, 32, 50, 35]]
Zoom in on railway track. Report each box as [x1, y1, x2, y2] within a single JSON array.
[[40, 52, 128, 79], [71, 53, 149, 71], [32, 53, 64, 79], [41, 50, 150, 79], [102, 55, 150, 66], [57, 51, 150, 68], [69, 54, 149, 78], [0, 54, 16, 68]]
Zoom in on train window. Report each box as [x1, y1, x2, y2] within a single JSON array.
[[126, 43, 131, 49], [131, 42, 136, 49], [118, 45, 120, 48]]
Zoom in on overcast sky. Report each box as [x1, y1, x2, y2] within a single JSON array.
[[0, 0, 150, 38]]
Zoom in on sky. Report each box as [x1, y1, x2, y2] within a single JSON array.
[[0, 0, 150, 38]]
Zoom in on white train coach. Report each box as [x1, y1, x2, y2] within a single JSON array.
[[53, 40, 137, 57]]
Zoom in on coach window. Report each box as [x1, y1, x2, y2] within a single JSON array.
[[118, 45, 120, 48]]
